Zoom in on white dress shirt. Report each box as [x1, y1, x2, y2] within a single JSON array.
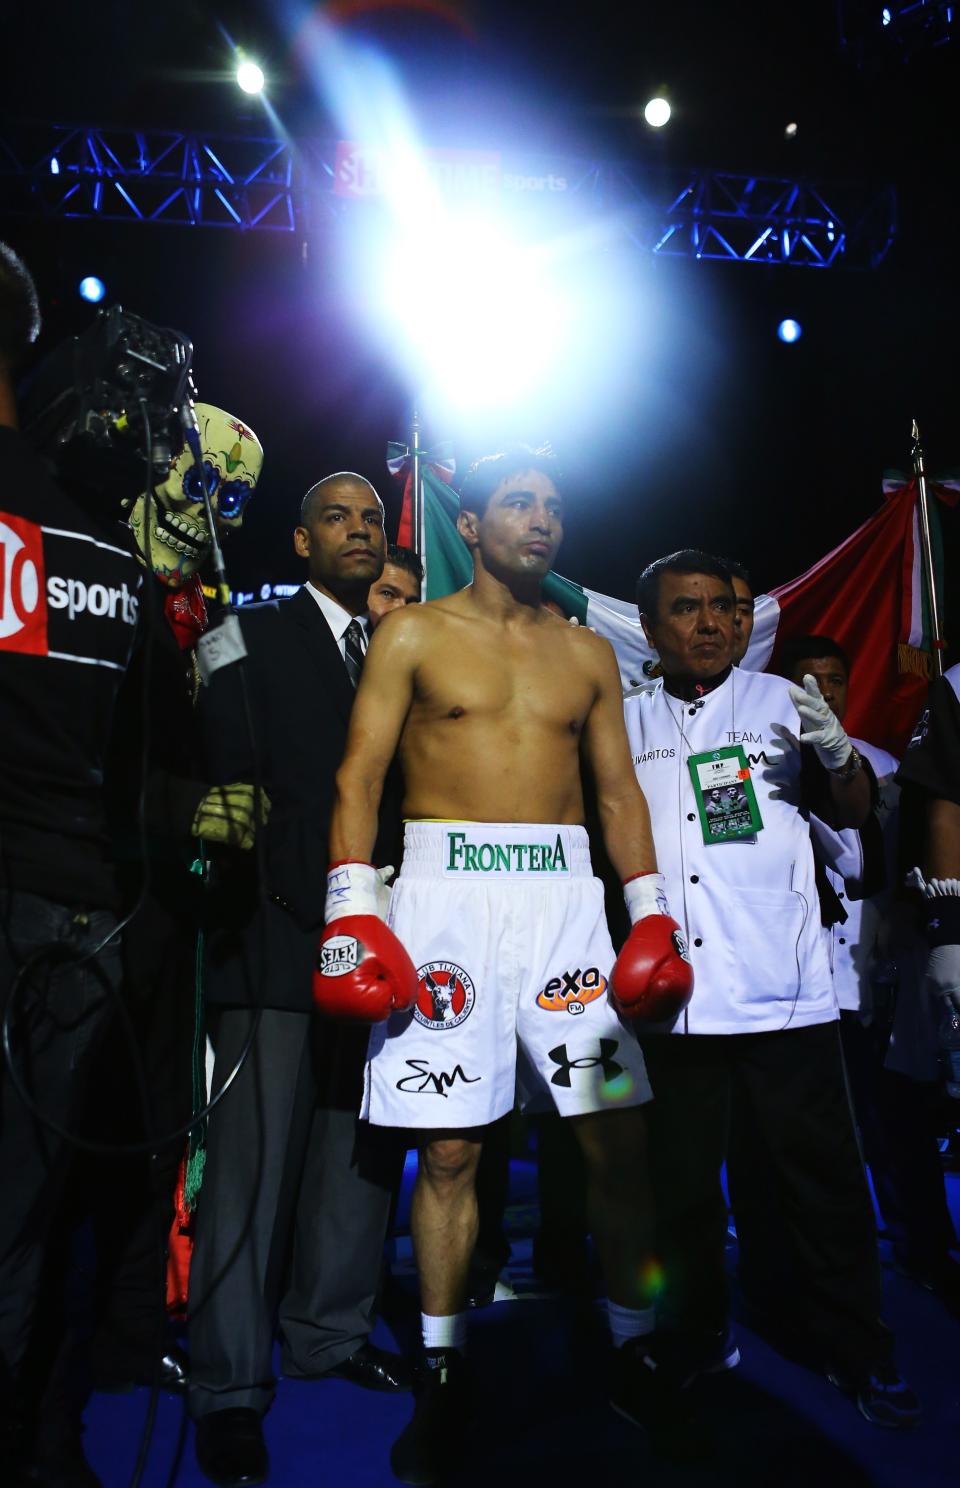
[[303, 581, 368, 663]]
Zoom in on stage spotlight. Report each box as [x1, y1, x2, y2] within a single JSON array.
[[777, 318, 802, 344], [236, 58, 265, 94], [881, 7, 892, 25], [378, 214, 568, 410], [78, 276, 106, 304], [785, 121, 798, 138], [644, 97, 671, 128]]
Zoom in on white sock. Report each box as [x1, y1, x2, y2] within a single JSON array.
[[421, 1311, 467, 1353], [607, 1299, 656, 1349]]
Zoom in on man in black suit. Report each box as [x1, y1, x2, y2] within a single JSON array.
[[188, 473, 408, 1487]]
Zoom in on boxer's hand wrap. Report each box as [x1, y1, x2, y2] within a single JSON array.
[[613, 872, 694, 1023], [623, 871, 672, 925], [325, 861, 394, 923]]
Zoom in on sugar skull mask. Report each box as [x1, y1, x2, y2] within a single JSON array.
[[126, 404, 264, 588]]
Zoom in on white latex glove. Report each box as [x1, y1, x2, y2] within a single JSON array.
[[905, 869, 960, 900], [787, 675, 853, 771]]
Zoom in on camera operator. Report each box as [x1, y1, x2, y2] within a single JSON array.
[[0, 243, 142, 1485]]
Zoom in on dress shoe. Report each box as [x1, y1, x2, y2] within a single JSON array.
[[194, 1408, 269, 1488], [328, 1342, 412, 1392]]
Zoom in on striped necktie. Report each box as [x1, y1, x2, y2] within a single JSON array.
[[343, 619, 366, 689]]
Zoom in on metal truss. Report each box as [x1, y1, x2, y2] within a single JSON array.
[[563, 161, 897, 268], [0, 120, 897, 269], [838, 0, 956, 63], [0, 123, 300, 232]]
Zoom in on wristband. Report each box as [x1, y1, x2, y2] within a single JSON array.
[[623, 871, 670, 925]]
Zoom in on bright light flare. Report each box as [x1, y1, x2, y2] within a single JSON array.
[[777, 318, 802, 344], [304, 15, 649, 428], [79, 276, 106, 303], [379, 216, 568, 410], [236, 59, 265, 94], [644, 97, 671, 128]]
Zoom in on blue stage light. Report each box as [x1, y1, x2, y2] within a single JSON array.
[[777, 318, 802, 344], [881, 7, 892, 25], [79, 276, 106, 303]]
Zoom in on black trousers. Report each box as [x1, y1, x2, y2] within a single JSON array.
[[67, 889, 196, 1378], [0, 891, 119, 1399], [187, 1007, 403, 1419], [641, 1021, 893, 1379], [839, 1012, 956, 1268]]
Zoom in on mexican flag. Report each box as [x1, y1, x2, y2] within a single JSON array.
[[395, 457, 956, 759]]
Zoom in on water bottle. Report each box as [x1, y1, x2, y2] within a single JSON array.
[[939, 1003, 960, 1099]]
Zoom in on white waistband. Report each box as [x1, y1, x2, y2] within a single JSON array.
[[401, 821, 592, 878]]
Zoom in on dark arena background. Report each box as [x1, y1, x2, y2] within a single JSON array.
[[2, 3, 958, 1487]]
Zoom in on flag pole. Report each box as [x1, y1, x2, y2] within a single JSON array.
[[911, 418, 945, 681], [411, 405, 425, 599]]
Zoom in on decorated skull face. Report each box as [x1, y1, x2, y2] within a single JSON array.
[[126, 403, 264, 588]]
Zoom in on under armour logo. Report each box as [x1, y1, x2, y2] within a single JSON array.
[[548, 1040, 623, 1088]]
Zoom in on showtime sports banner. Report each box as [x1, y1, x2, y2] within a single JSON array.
[[333, 142, 571, 201], [401, 464, 955, 759]]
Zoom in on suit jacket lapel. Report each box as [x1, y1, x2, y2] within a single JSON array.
[[282, 586, 355, 726]]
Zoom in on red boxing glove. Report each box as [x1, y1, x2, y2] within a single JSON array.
[[314, 915, 418, 1023], [611, 872, 694, 1024]]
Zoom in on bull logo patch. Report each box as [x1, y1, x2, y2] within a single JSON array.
[[413, 961, 476, 1030], [536, 966, 607, 1015]]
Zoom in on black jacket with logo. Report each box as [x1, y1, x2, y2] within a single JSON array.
[[0, 426, 141, 907]]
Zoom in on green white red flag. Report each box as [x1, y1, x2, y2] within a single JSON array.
[[393, 456, 956, 757]]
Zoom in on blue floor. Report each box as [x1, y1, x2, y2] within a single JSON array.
[[85, 1152, 960, 1488]]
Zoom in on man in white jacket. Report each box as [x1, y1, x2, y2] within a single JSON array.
[[623, 551, 919, 1430]]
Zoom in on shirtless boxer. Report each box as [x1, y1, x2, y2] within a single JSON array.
[[316, 446, 691, 1483]]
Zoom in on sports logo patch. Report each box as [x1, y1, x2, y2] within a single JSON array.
[[318, 934, 361, 977], [0, 513, 47, 654], [536, 965, 607, 1015], [413, 961, 476, 1030], [548, 1039, 623, 1088]]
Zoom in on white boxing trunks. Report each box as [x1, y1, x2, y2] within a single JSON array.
[[361, 822, 653, 1129]]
